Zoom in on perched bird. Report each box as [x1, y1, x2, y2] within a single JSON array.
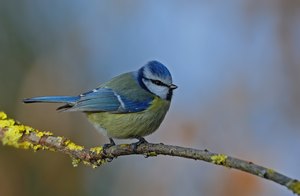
[[23, 61, 177, 147]]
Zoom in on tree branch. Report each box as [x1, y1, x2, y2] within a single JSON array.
[[0, 111, 299, 195]]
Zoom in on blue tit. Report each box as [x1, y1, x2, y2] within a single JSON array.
[[23, 60, 177, 146]]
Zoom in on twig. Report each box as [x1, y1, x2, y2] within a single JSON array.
[[0, 111, 299, 195]]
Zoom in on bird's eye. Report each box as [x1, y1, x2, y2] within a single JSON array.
[[151, 79, 163, 86]]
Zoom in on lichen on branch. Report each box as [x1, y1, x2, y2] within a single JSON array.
[[0, 111, 107, 167]]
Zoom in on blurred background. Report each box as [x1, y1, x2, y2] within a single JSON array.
[[0, 1, 300, 196]]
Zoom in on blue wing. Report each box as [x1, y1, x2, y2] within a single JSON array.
[[65, 88, 152, 113]]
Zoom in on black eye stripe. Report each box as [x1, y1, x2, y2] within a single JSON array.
[[143, 77, 169, 87]]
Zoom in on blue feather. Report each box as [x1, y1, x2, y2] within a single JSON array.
[[67, 88, 152, 113], [23, 96, 79, 104], [145, 61, 172, 79], [120, 96, 152, 112], [23, 88, 152, 113]]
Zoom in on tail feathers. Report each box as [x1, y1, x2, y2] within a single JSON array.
[[23, 96, 79, 104]]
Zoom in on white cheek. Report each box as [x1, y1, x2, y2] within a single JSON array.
[[143, 79, 169, 99]]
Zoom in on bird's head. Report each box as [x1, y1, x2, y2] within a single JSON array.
[[138, 61, 177, 101]]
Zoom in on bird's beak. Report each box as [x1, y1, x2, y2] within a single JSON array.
[[170, 84, 178, 89]]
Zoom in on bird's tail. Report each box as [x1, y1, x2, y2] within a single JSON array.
[[23, 96, 79, 104]]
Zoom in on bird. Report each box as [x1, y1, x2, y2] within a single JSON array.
[[23, 60, 177, 147]]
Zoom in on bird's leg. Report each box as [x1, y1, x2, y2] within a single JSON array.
[[103, 138, 116, 149], [131, 137, 148, 151], [101, 138, 115, 161]]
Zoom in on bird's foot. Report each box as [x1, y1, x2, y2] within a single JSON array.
[[131, 137, 148, 152], [103, 138, 115, 154]]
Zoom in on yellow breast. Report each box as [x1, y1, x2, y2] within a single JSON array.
[[87, 96, 171, 139]]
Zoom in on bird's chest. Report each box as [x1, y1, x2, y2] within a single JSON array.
[[87, 97, 170, 139]]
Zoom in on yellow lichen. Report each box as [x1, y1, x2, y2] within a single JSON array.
[[72, 158, 81, 167], [24, 126, 33, 134], [18, 141, 34, 150], [119, 144, 130, 148], [0, 113, 27, 148], [43, 131, 53, 136], [2, 126, 24, 147], [36, 131, 45, 138], [0, 119, 15, 128], [83, 160, 91, 166], [64, 140, 84, 151], [145, 151, 157, 157], [211, 154, 228, 165], [288, 180, 300, 194], [31, 144, 49, 151], [267, 168, 275, 175], [0, 111, 7, 120], [0, 112, 56, 152], [90, 146, 103, 154], [36, 131, 53, 138], [94, 159, 107, 167], [1, 120, 43, 151], [89, 147, 108, 168], [0, 112, 108, 168], [85, 158, 108, 168]]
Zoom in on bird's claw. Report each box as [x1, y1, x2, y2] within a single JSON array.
[[103, 138, 116, 154], [131, 137, 148, 152]]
